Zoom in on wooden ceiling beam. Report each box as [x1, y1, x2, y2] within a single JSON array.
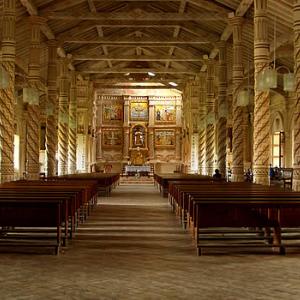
[[165, 0, 186, 69], [61, 38, 212, 45], [43, 12, 226, 21], [39, 0, 86, 13], [187, 0, 232, 14], [19, 0, 75, 71], [72, 54, 204, 61], [80, 68, 198, 74], [87, 0, 113, 68], [201, 0, 254, 72]]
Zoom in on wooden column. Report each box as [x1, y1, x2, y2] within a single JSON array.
[[253, 0, 270, 185], [293, 0, 300, 190], [0, 0, 16, 182], [58, 58, 70, 175], [217, 42, 228, 177], [175, 97, 182, 161], [27, 16, 44, 180], [198, 73, 206, 175], [68, 71, 77, 174], [123, 96, 130, 160], [96, 95, 102, 161], [230, 16, 245, 182], [46, 40, 58, 176], [205, 59, 215, 176]]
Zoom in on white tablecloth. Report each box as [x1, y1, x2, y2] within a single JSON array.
[[125, 166, 151, 173]]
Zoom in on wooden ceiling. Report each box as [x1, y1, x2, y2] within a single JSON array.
[[9, 0, 295, 89]]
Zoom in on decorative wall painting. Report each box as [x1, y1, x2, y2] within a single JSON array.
[[102, 129, 123, 147], [103, 102, 123, 123], [132, 125, 146, 148], [155, 105, 176, 123], [155, 130, 175, 147], [130, 100, 148, 121]]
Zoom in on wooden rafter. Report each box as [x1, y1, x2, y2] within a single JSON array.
[[43, 11, 227, 21]]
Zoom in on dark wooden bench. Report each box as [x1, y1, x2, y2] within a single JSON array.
[[0, 196, 65, 255], [154, 173, 220, 197], [166, 181, 300, 255], [0, 179, 99, 254]]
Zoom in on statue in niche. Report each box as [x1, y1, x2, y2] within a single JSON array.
[[133, 125, 145, 148]]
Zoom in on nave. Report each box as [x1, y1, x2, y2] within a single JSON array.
[[1, 185, 300, 300]]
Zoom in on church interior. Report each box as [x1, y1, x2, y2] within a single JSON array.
[[1, 0, 300, 299]]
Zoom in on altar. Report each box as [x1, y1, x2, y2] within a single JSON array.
[[125, 165, 151, 176]]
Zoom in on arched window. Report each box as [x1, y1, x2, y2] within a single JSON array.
[[271, 115, 284, 168]]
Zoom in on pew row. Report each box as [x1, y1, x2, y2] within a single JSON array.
[[0, 179, 98, 254], [164, 177, 300, 255], [154, 173, 222, 197], [47, 173, 120, 196]]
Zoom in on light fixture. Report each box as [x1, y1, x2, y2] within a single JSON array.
[[206, 112, 215, 125], [283, 73, 295, 92], [148, 72, 155, 77], [124, 73, 130, 76], [237, 90, 251, 107], [59, 112, 69, 124], [0, 65, 9, 89], [169, 81, 178, 87], [69, 118, 76, 129], [257, 17, 295, 92], [45, 102, 54, 116], [23, 87, 39, 105], [237, 51, 252, 107], [218, 102, 228, 118]]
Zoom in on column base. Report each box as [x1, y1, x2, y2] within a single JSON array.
[[206, 167, 214, 176], [231, 166, 244, 182], [253, 166, 270, 186], [293, 179, 300, 191]]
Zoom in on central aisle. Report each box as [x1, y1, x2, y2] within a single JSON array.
[[74, 184, 195, 257], [1, 184, 300, 299]]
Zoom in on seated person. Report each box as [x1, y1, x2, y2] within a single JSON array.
[[213, 169, 222, 179], [269, 166, 275, 180], [245, 168, 253, 182]]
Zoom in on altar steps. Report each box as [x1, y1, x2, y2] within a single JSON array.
[[119, 176, 154, 185]]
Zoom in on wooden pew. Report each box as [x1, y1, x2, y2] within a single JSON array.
[[154, 173, 220, 197], [48, 173, 120, 196], [0, 195, 66, 255], [0, 179, 99, 254], [167, 181, 300, 255]]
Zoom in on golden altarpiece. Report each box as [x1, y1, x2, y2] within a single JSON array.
[[95, 91, 182, 173]]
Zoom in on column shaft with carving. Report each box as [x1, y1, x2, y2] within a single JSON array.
[[123, 97, 130, 159], [217, 42, 228, 177], [58, 58, 70, 175], [96, 95, 102, 161], [198, 74, 206, 175], [205, 60, 215, 176], [68, 72, 77, 174], [230, 16, 245, 182], [253, 0, 270, 185], [293, 0, 300, 190], [0, 0, 16, 182], [27, 16, 44, 180], [175, 97, 182, 161], [46, 40, 58, 176]]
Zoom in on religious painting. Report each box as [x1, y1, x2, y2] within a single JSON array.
[[102, 129, 123, 148], [130, 100, 148, 121], [154, 130, 176, 148], [155, 105, 176, 124], [103, 102, 123, 123], [132, 125, 146, 148], [77, 112, 85, 134]]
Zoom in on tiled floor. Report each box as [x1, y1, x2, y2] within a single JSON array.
[[1, 184, 300, 299]]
